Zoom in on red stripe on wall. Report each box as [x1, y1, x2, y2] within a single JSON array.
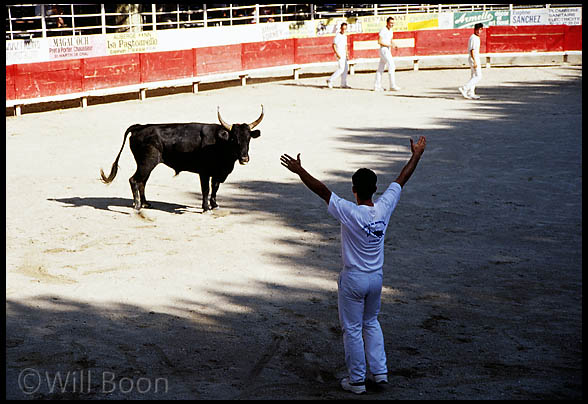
[[82, 54, 141, 91], [6, 65, 16, 100], [294, 36, 335, 64], [415, 29, 482, 56], [194, 44, 242, 76], [140, 49, 194, 83], [564, 25, 582, 51], [242, 38, 295, 70], [14, 59, 83, 99], [486, 25, 565, 53], [348, 32, 416, 59]]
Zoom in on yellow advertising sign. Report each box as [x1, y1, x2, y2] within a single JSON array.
[[106, 31, 158, 55]]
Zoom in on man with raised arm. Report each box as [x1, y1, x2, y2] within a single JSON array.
[[280, 136, 427, 394]]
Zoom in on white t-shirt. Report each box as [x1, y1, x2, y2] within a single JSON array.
[[333, 32, 347, 57], [328, 181, 402, 272], [468, 34, 481, 63], [378, 27, 393, 47]]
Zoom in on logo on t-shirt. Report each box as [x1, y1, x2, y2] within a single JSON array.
[[362, 220, 386, 243]]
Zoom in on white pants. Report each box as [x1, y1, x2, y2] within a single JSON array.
[[374, 47, 396, 90], [463, 57, 482, 95], [329, 57, 348, 87], [338, 269, 387, 383]]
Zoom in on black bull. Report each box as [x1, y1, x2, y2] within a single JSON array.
[[100, 105, 263, 212]]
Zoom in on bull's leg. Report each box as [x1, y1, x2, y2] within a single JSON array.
[[199, 174, 211, 212], [138, 183, 151, 209], [210, 179, 221, 209], [129, 177, 142, 211], [129, 153, 159, 211]]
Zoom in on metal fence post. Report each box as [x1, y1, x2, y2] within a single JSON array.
[[41, 4, 47, 38], [101, 4, 106, 34]]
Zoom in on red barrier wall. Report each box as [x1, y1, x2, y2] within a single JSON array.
[[6, 25, 582, 101], [349, 32, 416, 60], [242, 38, 295, 70], [565, 26, 582, 50], [415, 29, 486, 56], [82, 54, 141, 91], [13, 59, 83, 98], [294, 36, 335, 64], [195, 44, 242, 76], [486, 25, 565, 53], [140, 49, 194, 83], [6, 65, 16, 100]]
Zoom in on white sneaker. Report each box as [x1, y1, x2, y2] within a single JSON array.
[[368, 373, 389, 385], [340, 377, 366, 394], [459, 87, 471, 99], [374, 87, 383, 92], [341, 84, 351, 89], [327, 80, 333, 89], [390, 85, 401, 91], [469, 93, 480, 99]]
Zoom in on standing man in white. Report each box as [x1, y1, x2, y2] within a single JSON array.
[[459, 23, 484, 99], [328, 22, 350, 89], [280, 136, 427, 395], [374, 17, 401, 92]]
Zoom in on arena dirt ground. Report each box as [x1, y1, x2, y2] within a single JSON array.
[[6, 65, 582, 400]]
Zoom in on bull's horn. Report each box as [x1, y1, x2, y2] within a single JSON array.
[[248, 104, 264, 130], [217, 106, 232, 131]]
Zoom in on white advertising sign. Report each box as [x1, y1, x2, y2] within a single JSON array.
[[548, 7, 582, 25], [6, 38, 47, 65], [511, 9, 549, 26]]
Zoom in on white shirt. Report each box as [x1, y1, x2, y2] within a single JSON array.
[[333, 32, 347, 57], [328, 182, 402, 272], [468, 34, 481, 63], [378, 27, 393, 48]]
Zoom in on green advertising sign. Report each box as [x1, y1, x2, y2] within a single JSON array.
[[454, 10, 510, 28]]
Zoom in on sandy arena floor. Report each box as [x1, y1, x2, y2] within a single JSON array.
[[6, 65, 582, 399]]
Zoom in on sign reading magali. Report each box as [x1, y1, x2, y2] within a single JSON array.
[[48, 35, 105, 60], [454, 10, 510, 28], [106, 31, 158, 55]]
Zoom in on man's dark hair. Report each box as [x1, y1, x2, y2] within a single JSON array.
[[474, 23, 483, 30], [340, 22, 347, 27], [386, 17, 394, 23], [352, 168, 377, 200]]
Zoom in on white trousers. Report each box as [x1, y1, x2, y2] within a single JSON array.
[[463, 58, 482, 95], [338, 269, 387, 383], [374, 47, 396, 90], [329, 57, 348, 86]]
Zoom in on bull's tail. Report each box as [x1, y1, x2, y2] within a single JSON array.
[[100, 124, 142, 184]]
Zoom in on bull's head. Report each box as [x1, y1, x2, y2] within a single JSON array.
[[217, 105, 263, 165]]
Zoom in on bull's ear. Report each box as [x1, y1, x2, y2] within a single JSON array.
[[250, 130, 261, 139], [217, 129, 230, 141]]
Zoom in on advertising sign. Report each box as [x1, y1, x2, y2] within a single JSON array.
[[511, 9, 549, 26], [454, 10, 510, 28], [106, 31, 158, 55], [6, 38, 46, 65], [548, 7, 582, 25], [48, 35, 106, 60]]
